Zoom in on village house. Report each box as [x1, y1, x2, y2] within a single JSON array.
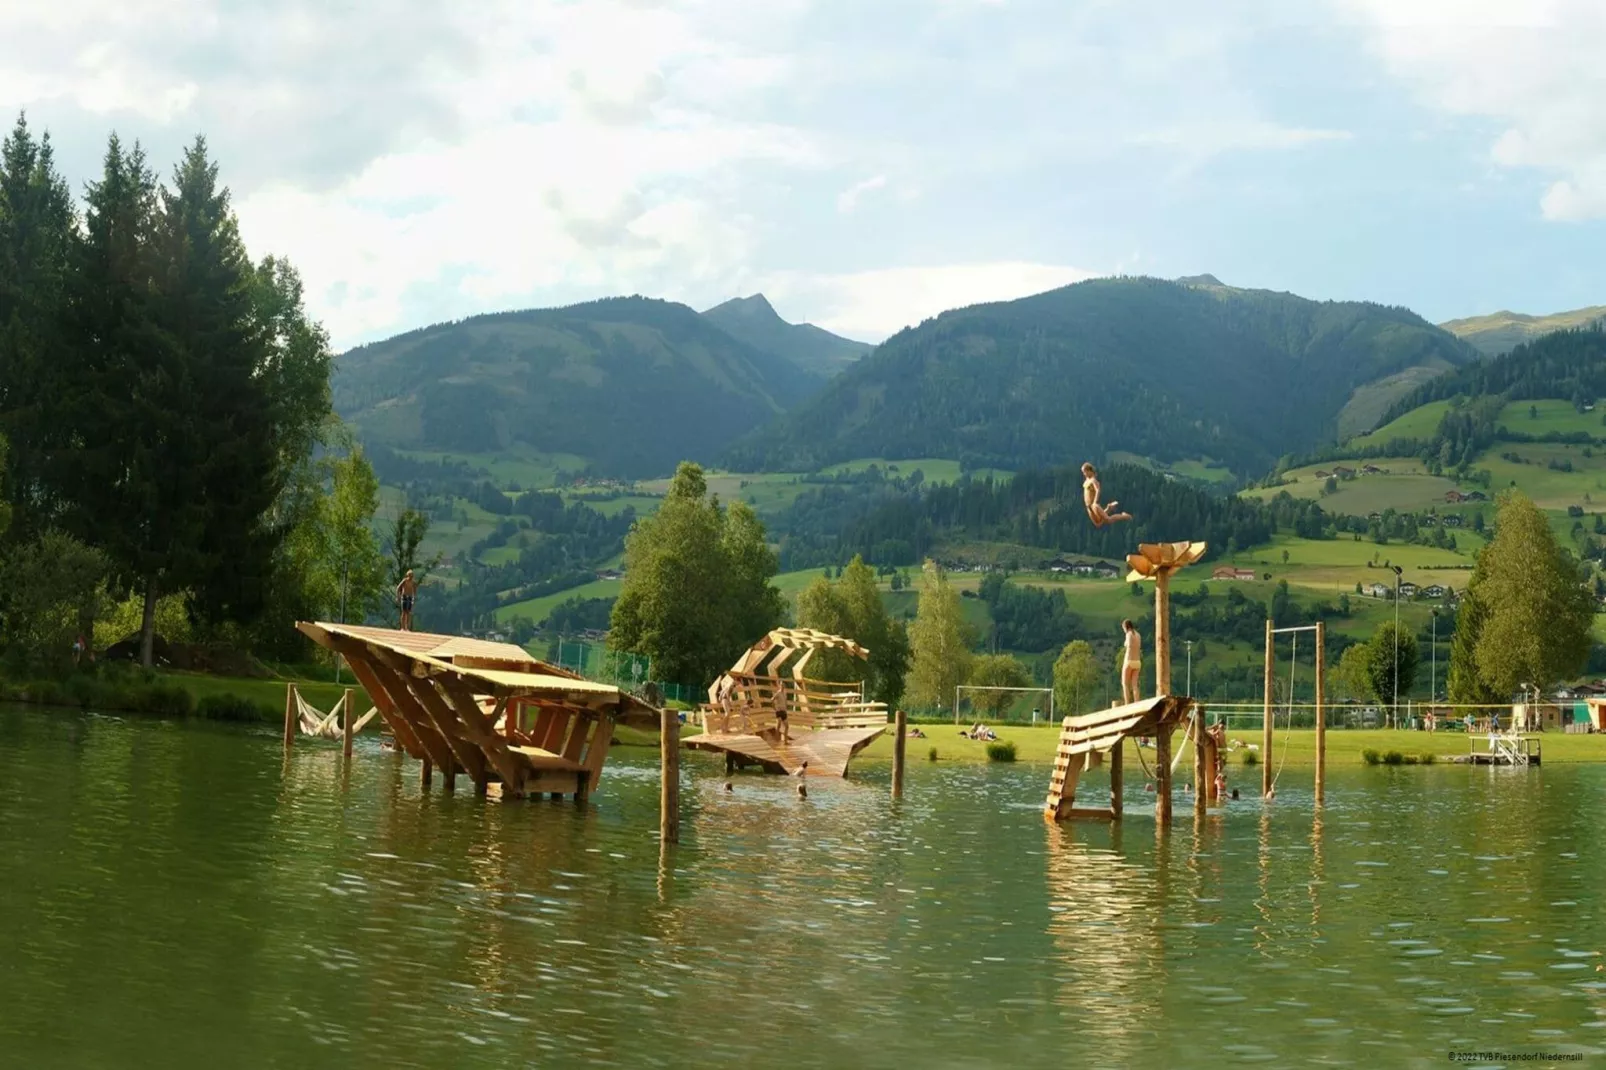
[[1047, 557, 1075, 573], [1361, 463, 1384, 474], [1091, 561, 1122, 579], [595, 568, 624, 581], [1314, 470, 1332, 479], [1333, 466, 1356, 478], [1398, 581, 1419, 598], [1443, 514, 1463, 527], [1363, 582, 1391, 598], [1444, 490, 1466, 503], [1211, 566, 1257, 581], [1421, 584, 1450, 600]]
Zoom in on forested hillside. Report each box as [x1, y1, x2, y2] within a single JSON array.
[[771, 463, 1328, 571], [334, 296, 822, 478], [725, 276, 1474, 477], [701, 293, 870, 378]]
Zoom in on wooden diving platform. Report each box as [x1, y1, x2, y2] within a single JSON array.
[[296, 622, 660, 800], [1045, 695, 1193, 822], [686, 627, 890, 778]]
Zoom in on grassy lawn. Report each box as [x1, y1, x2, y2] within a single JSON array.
[[1479, 441, 1606, 510], [1496, 398, 1606, 439], [494, 578, 623, 625], [832, 726, 1606, 766], [1345, 399, 1453, 449]]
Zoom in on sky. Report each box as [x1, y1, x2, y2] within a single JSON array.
[[2, 0, 1604, 350]]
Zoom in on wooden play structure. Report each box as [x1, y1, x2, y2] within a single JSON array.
[[294, 623, 660, 799], [1045, 542, 1207, 824], [684, 628, 889, 777], [1263, 620, 1327, 802]]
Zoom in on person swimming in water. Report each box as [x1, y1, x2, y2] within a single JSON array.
[[1082, 463, 1132, 528]]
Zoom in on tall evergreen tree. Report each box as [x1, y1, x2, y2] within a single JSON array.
[[0, 114, 75, 532]]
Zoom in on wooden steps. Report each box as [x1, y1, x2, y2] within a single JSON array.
[[1045, 695, 1191, 822]]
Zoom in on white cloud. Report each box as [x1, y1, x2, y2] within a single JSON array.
[[835, 174, 887, 213], [1343, 0, 1606, 220], [763, 262, 1101, 342]]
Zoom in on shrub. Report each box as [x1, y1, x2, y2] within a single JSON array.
[[1419, 752, 1437, 765], [986, 741, 1017, 763], [1362, 748, 1381, 766], [927, 746, 939, 762], [1382, 750, 1405, 765], [1403, 754, 1421, 765], [1242, 749, 1259, 766]]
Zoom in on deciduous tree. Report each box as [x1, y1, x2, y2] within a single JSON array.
[[966, 653, 1032, 718], [795, 554, 909, 705], [905, 562, 972, 713], [1053, 639, 1100, 716]]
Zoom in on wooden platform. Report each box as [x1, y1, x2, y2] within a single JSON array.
[[684, 725, 885, 777], [296, 622, 661, 800], [1045, 695, 1192, 821]]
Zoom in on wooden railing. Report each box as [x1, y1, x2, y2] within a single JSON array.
[[698, 673, 888, 734]]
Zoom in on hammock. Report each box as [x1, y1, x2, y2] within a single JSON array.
[[295, 689, 379, 740]]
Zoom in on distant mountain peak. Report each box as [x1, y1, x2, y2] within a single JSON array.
[[1177, 273, 1226, 288], [702, 293, 870, 380], [1442, 303, 1606, 356]]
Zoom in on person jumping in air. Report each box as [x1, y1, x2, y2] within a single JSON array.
[[1082, 463, 1132, 527], [1121, 618, 1142, 705], [396, 569, 418, 632]]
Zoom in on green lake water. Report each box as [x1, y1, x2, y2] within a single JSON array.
[[4, 707, 1606, 1068]]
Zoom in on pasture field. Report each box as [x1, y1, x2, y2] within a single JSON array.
[[1243, 458, 1459, 515], [1344, 399, 1452, 449], [493, 578, 623, 625], [1107, 451, 1236, 486], [1495, 398, 1606, 438]]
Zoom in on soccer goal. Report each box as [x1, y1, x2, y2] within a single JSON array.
[[953, 685, 1055, 726]]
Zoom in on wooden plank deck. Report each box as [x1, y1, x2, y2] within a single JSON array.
[[683, 725, 886, 777]]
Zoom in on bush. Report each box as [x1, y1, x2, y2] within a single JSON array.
[[1362, 748, 1381, 766], [927, 746, 939, 762], [196, 693, 274, 722], [986, 741, 1017, 763], [1382, 750, 1405, 766], [1242, 749, 1259, 766], [1403, 754, 1421, 765], [1419, 752, 1437, 765]]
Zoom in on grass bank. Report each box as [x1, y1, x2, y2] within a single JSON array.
[[2, 667, 371, 725]]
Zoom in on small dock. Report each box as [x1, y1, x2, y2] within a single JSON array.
[[296, 623, 660, 799], [1459, 734, 1542, 766], [1045, 695, 1194, 821]]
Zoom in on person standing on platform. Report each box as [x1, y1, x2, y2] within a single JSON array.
[[1121, 619, 1142, 705], [396, 570, 418, 631], [773, 681, 791, 744]]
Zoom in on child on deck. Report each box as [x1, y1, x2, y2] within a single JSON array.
[[1082, 463, 1132, 528]]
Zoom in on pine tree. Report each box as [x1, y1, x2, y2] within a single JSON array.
[[0, 114, 75, 532], [905, 562, 972, 714]]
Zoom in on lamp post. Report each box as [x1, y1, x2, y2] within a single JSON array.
[[1391, 565, 1403, 729], [1430, 608, 1437, 705], [1185, 639, 1194, 697]]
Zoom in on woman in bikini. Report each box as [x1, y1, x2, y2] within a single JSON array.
[[1081, 463, 1132, 527]]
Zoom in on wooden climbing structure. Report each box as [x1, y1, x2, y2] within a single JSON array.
[[296, 623, 660, 799], [684, 628, 888, 777], [1045, 541, 1208, 825]]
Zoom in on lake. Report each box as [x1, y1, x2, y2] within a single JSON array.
[[3, 706, 1604, 1068]]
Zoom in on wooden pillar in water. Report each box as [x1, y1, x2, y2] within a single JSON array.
[[1193, 705, 1207, 820], [1155, 725, 1173, 827], [1203, 723, 1220, 803], [660, 707, 680, 844], [1315, 620, 1327, 806], [1263, 619, 1275, 798], [891, 709, 907, 799], [421, 758, 433, 789], [1154, 570, 1172, 698], [282, 682, 296, 752], [342, 687, 355, 759], [1109, 740, 1124, 819], [442, 758, 456, 793]]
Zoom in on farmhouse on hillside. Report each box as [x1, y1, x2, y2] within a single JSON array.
[[1363, 582, 1390, 599], [1211, 566, 1257, 582]]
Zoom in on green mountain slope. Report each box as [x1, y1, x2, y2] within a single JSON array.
[[725, 276, 1475, 477], [1442, 305, 1606, 356], [334, 296, 823, 478], [702, 294, 871, 379]]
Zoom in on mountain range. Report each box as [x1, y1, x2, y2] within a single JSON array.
[[335, 276, 1601, 483], [333, 295, 866, 477], [1441, 306, 1606, 357], [724, 276, 1475, 477]]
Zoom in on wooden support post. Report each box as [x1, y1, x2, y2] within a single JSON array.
[[1204, 723, 1220, 803], [892, 709, 907, 799], [1155, 725, 1173, 827], [1109, 740, 1123, 819], [1193, 705, 1206, 820], [660, 707, 680, 845], [283, 683, 296, 752], [1154, 570, 1172, 697], [1263, 619, 1275, 799], [1315, 620, 1327, 806], [442, 759, 456, 793], [421, 758, 433, 789], [342, 687, 355, 759]]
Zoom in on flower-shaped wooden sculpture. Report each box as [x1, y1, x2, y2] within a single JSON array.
[[1122, 541, 1208, 699]]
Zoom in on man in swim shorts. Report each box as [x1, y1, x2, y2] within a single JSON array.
[[396, 569, 418, 631], [1082, 462, 1133, 528]]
